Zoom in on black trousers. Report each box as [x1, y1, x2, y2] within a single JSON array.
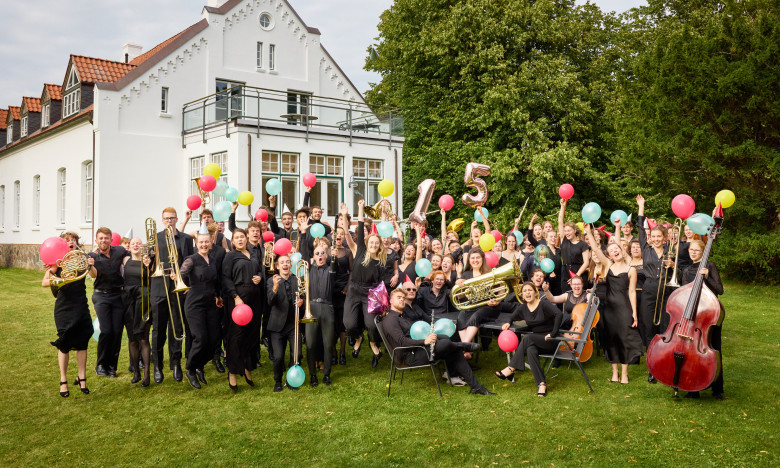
[[305, 302, 336, 377], [151, 292, 188, 370], [344, 291, 380, 343], [93, 291, 125, 371], [405, 338, 480, 390], [271, 328, 302, 384], [639, 281, 670, 348], [333, 291, 347, 334], [509, 333, 558, 385], [185, 303, 220, 372]]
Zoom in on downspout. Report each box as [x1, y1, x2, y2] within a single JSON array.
[[394, 148, 399, 218], [91, 113, 96, 246], [247, 134, 252, 219]]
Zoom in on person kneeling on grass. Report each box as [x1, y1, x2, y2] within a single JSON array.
[[382, 289, 495, 396]]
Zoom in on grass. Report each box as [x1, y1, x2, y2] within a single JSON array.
[[0, 267, 777, 467]]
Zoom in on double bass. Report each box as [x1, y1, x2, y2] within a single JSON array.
[[646, 207, 725, 397]]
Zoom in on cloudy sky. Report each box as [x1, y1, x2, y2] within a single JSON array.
[[0, 0, 645, 108]]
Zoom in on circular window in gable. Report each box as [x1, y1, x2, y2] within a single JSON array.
[[259, 12, 274, 30]]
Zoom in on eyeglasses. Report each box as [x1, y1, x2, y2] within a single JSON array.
[[405, 288, 417, 292], [163, 216, 177, 221], [314, 251, 326, 255]]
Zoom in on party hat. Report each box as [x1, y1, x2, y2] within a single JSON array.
[[199, 222, 209, 235]]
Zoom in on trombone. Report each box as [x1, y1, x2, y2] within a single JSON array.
[[654, 218, 682, 326], [296, 260, 317, 324], [145, 218, 188, 340]]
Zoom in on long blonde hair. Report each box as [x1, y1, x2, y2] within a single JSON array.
[[362, 233, 387, 267]]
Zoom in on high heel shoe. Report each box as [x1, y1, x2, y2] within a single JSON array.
[[495, 370, 514, 381], [59, 381, 69, 398], [74, 377, 90, 395], [244, 374, 255, 387]]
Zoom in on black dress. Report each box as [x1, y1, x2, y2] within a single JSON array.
[[122, 259, 151, 341], [50, 271, 93, 353], [221, 250, 263, 375], [601, 270, 643, 365], [560, 238, 590, 290]]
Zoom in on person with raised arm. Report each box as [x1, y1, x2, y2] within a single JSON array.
[[557, 198, 591, 290]]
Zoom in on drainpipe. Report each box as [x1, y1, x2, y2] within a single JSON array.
[[91, 115, 96, 246], [394, 148, 399, 218], [247, 134, 252, 219]]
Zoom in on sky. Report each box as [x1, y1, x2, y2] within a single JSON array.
[[0, 0, 645, 109]]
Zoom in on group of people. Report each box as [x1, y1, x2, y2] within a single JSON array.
[[45, 189, 724, 399]]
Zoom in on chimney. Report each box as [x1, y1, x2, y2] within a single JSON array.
[[122, 43, 143, 63]]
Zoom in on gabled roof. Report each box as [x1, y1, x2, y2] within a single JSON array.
[[71, 55, 135, 84], [0, 109, 7, 130], [0, 105, 93, 153], [44, 84, 63, 101], [130, 21, 203, 66], [204, 0, 321, 34], [22, 97, 41, 113], [8, 106, 21, 120]]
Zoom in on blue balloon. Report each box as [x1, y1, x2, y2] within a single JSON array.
[[474, 207, 489, 222], [224, 187, 239, 203], [611, 210, 628, 226], [212, 179, 228, 196], [581, 202, 602, 224], [433, 318, 456, 338], [266, 178, 282, 196], [290, 252, 302, 264], [91, 317, 100, 342], [511, 230, 523, 243], [213, 201, 232, 222], [286, 364, 305, 388], [410, 321, 432, 340], [415, 258, 432, 277], [687, 213, 714, 236], [540, 258, 555, 274], [377, 221, 394, 238], [310, 223, 325, 239]]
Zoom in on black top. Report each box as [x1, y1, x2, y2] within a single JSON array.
[[403, 302, 429, 323], [150, 229, 195, 297], [382, 249, 400, 288], [560, 237, 589, 271], [381, 311, 426, 361], [681, 261, 723, 296], [414, 285, 452, 315], [180, 253, 220, 303], [349, 221, 382, 292], [332, 246, 352, 294], [122, 258, 147, 288], [266, 274, 299, 333], [631, 264, 646, 289], [636, 215, 671, 281], [676, 240, 692, 273], [498, 300, 562, 336], [89, 246, 129, 291], [398, 260, 418, 285], [563, 291, 587, 315], [309, 263, 333, 301], [221, 250, 261, 300]]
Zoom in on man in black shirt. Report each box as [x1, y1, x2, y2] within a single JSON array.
[[267, 255, 303, 392], [89, 227, 130, 378], [304, 243, 336, 386]]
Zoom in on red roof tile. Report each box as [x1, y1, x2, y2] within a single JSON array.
[[0, 105, 93, 153], [130, 21, 202, 66], [71, 55, 135, 84], [45, 84, 62, 101], [9, 106, 21, 120], [0, 109, 7, 130], [23, 97, 41, 113]]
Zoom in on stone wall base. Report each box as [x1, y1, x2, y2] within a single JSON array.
[[0, 244, 93, 269]]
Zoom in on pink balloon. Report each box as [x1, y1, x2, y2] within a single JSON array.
[[671, 194, 696, 220], [255, 208, 268, 221], [39, 236, 71, 265], [111, 232, 122, 246], [262, 231, 275, 243], [274, 238, 292, 256], [186, 195, 202, 211], [302, 173, 317, 188], [232, 304, 253, 326], [498, 329, 519, 352], [199, 175, 217, 192], [438, 194, 454, 211], [559, 183, 574, 200], [491, 229, 501, 242], [485, 251, 499, 268]]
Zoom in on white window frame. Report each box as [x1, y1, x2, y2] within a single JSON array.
[[13, 181, 20, 229], [82, 161, 93, 223], [256, 42, 263, 68], [42, 104, 50, 128], [269, 44, 276, 70], [161, 87, 169, 114], [66, 68, 79, 89], [190, 156, 206, 219], [261, 151, 298, 217], [21, 116, 28, 138], [6, 125, 11, 144], [63, 89, 80, 118], [352, 158, 384, 216], [32, 175, 40, 227], [57, 168, 66, 225], [209, 152, 228, 205]]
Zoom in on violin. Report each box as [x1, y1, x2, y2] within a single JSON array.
[[561, 276, 601, 361], [646, 208, 725, 397]]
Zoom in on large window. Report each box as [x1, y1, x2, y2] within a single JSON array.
[[210, 152, 228, 204], [21, 116, 28, 138], [308, 155, 343, 218], [42, 104, 50, 128], [57, 168, 66, 225], [261, 151, 298, 216], [352, 158, 383, 215], [63, 89, 80, 118], [215, 80, 243, 121], [13, 181, 20, 228], [82, 162, 93, 223], [190, 156, 205, 219], [33, 175, 40, 227]]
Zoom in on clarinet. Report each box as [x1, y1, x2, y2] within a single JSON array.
[[330, 232, 338, 274], [429, 311, 436, 361]]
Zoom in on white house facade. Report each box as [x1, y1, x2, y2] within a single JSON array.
[[0, 0, 403, 268]]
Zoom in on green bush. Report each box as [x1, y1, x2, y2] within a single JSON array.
[[711, 230, 780, 284]]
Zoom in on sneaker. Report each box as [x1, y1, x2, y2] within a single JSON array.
[[450, 376, 467, 387], [441, 371, 449, 380]]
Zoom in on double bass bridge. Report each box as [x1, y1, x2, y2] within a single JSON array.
[[676, 333, 693, 341]]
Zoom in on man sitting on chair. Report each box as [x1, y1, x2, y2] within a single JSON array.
[[382, 289, 495, 396]]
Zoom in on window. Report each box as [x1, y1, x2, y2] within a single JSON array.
[[269, 44, 275, 70], [21, 116, 28, 138], [210, 152, 228, 204], [13, 181, 20, 228], [215, 80, 243, 120], [0, 185, 4, 229], [63, 89, 80, 118], [259, 13, 272, 29], [190, 156, 205, 218], [256, 42, 263, 68], [66, 68, 79, 89], [82, 162, 93, 223], [286, 91, 311, 125], [42, 104, 50, 128], [261, 151, 298, 217], [161, 87, 169, 114], [308, 155, 343, 218], [6, 126, 11, 144], [310, 155, 343, 176], [352, 158, 384, 215], [57, 168, 66, 225], [32, 175, 40, 226]]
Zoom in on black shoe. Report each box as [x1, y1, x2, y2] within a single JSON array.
[[470, 386, 495, 396], [371, 352, 382, 369], [713, 392, 724, 400], [108, 368, 117, 379], [310, 375, 319, 387], [273, 382, 283, 392], [352, 348, 360, 359], [495, 370, 514, 381], [339, 354, 347, 365], [196, 368, 207, 385], [267, 347, 275, 362], [331, 356, 337, 366], [213, 357, 225, 373], [131, 372, 141, 384], [244, 374, 255, 387], [128, 364, 135, 373], [262, 336, 272, 350], [323, 375, 331, 386], [141, 376, 150, 387], [463, 342, 481, 353], [185, 370, 201, 389], [173, 363, 183, 382], [95, 365, 108, 377], [551, 358, 561, 369], [154, 367, 164, 384], [59, 381, 69, 398], [285, 383, 300, 391], [229, 382, 238, 393], [648, 373, 657, 384]]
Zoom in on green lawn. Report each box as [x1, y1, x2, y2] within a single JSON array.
[[0, 268, 776, 467]]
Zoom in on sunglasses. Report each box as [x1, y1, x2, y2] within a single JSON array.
[[314, 251, 326, 255]]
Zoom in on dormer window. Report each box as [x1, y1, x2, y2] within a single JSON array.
[[42, 104, 50, 128], [63, 68, 81, 118], [6, 126, 10, 145], [21, 115, 28, 137]]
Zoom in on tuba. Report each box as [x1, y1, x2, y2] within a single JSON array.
[[295, 260, 317, 323], [451, 259, 523, 310], [364, 199, 392, 219], [49, 249, 91, 295]]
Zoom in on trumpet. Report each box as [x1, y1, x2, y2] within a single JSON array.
[[451, 259, 523, 310], [264, 241, 275, 274], [296, 260, 317, 323], [49, 249, 91, 295], [654, 218, 682, 325], [363, 199, 392, 219]]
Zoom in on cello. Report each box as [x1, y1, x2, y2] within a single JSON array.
[[646, 206, 725, 397], [561, 276, 601, 362]]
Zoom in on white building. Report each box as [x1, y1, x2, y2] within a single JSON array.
[[0, 0, 403, 268]]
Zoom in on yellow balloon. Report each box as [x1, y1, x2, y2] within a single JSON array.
[[715, 190, 735, 208], [237, 191, 254, 206], [576, 222, 585, 233], [203, 163, 222, 179], [377, 179, 395, 198], [479, 233, 496, 252]]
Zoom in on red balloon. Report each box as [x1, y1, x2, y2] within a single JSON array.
[[274, 238, 292, 256], [232, 304, 253, 326], [671, 194, 696, 220], [485, 251, 499, 268], [111, 232, 122, 246], [199, 175, 217, 192], [262, 231, 275, 243], [438, 194, 454, 211], [559, 183, 575, 200], [39, 236, 71, 265], [302, 173, 317, 188], [186, 195, 202, 211], [498, 329, 519, 352], [255, 208, 268, 221], [491, 229, 501, 242]]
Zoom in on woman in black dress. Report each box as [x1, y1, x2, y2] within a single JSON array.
[[331, 227, 353, 366], [180, 232, 223, 389], [557, 199, 591, 290], [221, 229, 263, 392], [397, 238, 422, 285], [341, 201, 388, 368], [122, 237, 152, 386], [42, 232, 96, 397], [494, 282, 562, 397]]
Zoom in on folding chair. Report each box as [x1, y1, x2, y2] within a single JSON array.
[[375, 316, 451, 398]]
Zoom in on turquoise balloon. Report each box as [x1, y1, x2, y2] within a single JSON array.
[[377, 221, 394, 238], [540, 258, 555, 274], [415, 258, 432, 277], [512, 230, 523, 243], [212, 179, 228, 196], [224, 187, 239, 203], [410, 321, 432, 340], [286, 364, 305, 388], [581, 202, 602, 224], [91, 317, 100, 342], [266, 178, 282, 196], [290, 252, 302, 264], [213, 201, 232, 222], [433, 318, 456, 338], [611, 209, 628, 226], [687, 213, 714, 236], [474, 207, 489, 222], [310, 223, 325, 238]]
